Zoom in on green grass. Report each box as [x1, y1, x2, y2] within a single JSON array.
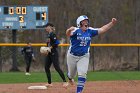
[[87, 71, 140, 81], [0, 71, 140, 84]]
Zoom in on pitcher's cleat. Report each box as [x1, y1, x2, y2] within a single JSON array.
[[62, 82, 69, 88], [68, 79, 75, 85], [45, 83, 53, 87]]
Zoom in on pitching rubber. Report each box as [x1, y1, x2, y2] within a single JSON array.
[[28, 86, 47, 89]]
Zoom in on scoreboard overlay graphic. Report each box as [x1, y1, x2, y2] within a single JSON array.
[[0, 6, 48, 29]]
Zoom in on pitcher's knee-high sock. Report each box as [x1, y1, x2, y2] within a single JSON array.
[[77, 76, 86, 93]]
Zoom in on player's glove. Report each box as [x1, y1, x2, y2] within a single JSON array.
[[40, 47, 51, 56]]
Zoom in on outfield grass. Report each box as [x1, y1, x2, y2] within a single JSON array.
[[87, 71, 140, 81], [0, 71, 140, 84]]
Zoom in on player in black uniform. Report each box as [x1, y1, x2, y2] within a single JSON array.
[[21, 42, 35, 75], [43, 23, 68, 87]]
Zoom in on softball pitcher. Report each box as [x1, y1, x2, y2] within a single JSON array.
[[66, 15, 117, 93], [43, 23, 68, 88]]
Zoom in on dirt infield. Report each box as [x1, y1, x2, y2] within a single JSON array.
[[0, 80, 140, 93]]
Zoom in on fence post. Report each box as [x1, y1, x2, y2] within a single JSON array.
[[93, 47, 95, 71], [138, 47, 140, 71], [9, 29, 19, 71], [0, 47, 2, 72]]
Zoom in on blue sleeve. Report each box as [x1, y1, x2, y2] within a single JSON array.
[[55, 39, 60, 45], [70, 28, 78, 36], [70, 30, 78, 39], [89, 28, 99, 37], [50, 33, 59, 48], [92, 30, 98, 37]]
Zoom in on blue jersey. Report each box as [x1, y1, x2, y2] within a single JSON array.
[[69, 27, 98, 56]]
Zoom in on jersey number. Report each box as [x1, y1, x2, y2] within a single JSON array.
[[80, 40, 88, 46]]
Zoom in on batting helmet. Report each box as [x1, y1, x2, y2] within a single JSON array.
[[76, 15, 89, 27]]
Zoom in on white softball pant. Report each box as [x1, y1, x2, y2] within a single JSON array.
[[67, 51, 90, 79]]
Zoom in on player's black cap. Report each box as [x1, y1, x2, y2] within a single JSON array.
[[43, 23, 54, 27]]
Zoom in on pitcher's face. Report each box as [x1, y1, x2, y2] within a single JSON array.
[[45, 26, 53, 33]]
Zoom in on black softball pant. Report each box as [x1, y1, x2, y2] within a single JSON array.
[[25, 55, 32, 73], [45, 50, 66, 84]]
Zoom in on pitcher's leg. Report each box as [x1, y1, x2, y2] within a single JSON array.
[[52, 53, 66, 82], [45, 56, 52, 84]]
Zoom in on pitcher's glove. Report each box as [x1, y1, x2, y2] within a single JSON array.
[[40, 47, 51, 56]]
